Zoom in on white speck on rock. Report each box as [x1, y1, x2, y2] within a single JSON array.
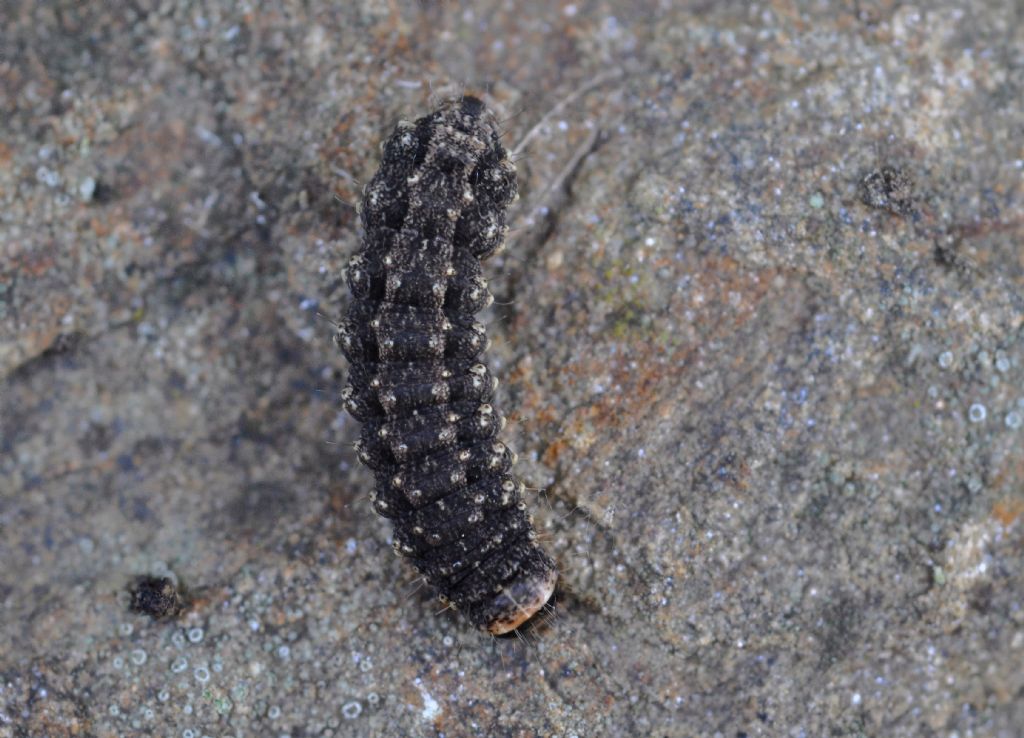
[[416, 684, 440, 722], [78, 177, 96, 201]]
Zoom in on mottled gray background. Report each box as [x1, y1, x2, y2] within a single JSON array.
[[2, 1, 1023, 736]]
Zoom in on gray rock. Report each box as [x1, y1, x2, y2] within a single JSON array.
[[1, 2, 1021, 736]]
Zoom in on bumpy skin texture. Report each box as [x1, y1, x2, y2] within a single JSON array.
[[337, 97, 558, 634]]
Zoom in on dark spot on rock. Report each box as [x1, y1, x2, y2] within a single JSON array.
[[48, 332, 84, 355], [858, 165, 915, 215], [816, 593, 862, 669], [90, 178, 117, 204], [166, 369, 188, 391], [931, 233, 980, 278], [79, 422, 115, 454], [128, 575, 186, 619], [969, 582, 993, 614], [227, 480, 298, 535], [8, 332, 85, 381], [120, 494, 153, 522]]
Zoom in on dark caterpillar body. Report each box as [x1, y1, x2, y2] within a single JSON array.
[[337, 97, 558, 634]]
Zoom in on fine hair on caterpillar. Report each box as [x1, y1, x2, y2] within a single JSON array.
[[337, 94, 559, 634], [332, 76, 624, 637]]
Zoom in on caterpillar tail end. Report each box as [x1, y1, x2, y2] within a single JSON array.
[[483, 567, 558, 635]]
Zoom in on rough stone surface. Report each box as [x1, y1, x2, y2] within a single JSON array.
[[1, 2, 1022, 737]]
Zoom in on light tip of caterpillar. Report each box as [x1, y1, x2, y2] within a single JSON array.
[[484, 567, 558, 635]]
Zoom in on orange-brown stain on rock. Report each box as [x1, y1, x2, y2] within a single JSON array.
[[11, 249, 58, 278], [533, 259, 785, 470], [992, 498, 1024, 528]]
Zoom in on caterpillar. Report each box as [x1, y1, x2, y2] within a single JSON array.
[[336, 96, 558, 634]]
